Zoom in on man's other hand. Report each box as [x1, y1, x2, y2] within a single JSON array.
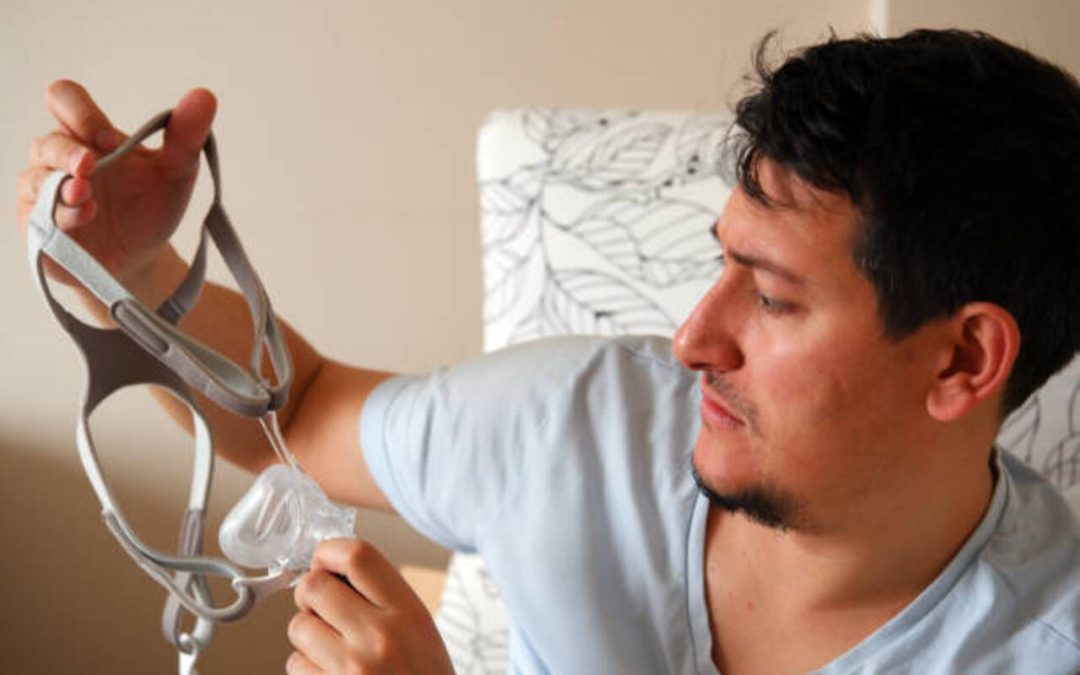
[[289, 539, 454, 674]]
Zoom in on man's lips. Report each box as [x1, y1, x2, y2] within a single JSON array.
[[699, 382, 745, 430]]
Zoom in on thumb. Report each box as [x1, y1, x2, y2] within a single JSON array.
[[161, 87, 217, 168]]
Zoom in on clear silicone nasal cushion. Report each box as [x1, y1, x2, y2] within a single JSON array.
[[220, 414, 356, 571], [219, 464, 356, 570]]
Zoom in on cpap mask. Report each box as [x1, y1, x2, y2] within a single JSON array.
[[25, 111, 356, 675]]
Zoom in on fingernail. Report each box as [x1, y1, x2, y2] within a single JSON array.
[[68, 150, 86, 175], [96, 128, 120, 151]]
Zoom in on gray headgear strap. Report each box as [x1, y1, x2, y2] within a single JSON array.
[[26, 111, 299, 674]]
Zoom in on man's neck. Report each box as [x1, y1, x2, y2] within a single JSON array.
[[702, 453, 997, 674]]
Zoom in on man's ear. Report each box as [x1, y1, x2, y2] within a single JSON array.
[[926, 303, 1020, 422]]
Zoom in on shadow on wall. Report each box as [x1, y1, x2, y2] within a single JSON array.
[[0, 433, 293, 674], [0, 402, 451, 673]]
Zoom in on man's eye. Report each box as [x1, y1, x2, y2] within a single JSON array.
[[756, 292, 794, 315]]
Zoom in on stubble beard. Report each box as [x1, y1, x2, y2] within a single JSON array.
[[693, 373, 809, 531], [691, 463, 803, 532]]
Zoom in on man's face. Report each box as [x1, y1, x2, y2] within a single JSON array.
[[674, 160, 939, 533]]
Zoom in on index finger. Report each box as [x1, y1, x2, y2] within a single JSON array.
[[310, 539, 415, 610], [45, 80, 121, 152]]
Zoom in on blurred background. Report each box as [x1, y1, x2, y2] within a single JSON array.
[[2, 0, 1078, 671]]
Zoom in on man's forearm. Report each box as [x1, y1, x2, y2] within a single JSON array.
[[80, 244, 324, 474], [75, 244, 395, 510]]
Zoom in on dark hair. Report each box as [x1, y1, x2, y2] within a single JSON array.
[[734, 29, 1080, 415]]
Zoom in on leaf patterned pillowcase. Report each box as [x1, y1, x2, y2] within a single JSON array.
[[479, 109, 735, 347]]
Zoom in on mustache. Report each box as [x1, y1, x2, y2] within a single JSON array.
[[703, 373, 760, 433]]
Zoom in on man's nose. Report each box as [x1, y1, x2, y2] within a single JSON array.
[[673, 281, 744, 373]]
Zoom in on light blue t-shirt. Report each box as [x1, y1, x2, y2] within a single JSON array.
[[360, 335, 1080, 674]]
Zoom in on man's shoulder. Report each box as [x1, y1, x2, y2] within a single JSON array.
[[845, 462, 1080, 673], [973, 453, 1080, 656], [988, 452, 1080, 574]]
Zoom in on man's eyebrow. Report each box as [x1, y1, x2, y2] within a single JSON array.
[[722, 246, 807, 286]]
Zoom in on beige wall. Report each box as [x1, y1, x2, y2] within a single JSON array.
[[887, 0, 1080, 74], [1, 0, 1075, 671]]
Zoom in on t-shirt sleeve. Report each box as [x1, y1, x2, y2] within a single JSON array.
[[359, 336, 611, 551]]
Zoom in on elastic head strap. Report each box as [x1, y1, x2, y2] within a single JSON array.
[[161, 511, 215, 655], [28, 110, 293, 418], [102, 510, 256, 622], [24, 110, 300, 652]]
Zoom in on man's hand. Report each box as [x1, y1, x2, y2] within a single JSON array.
[[288, 539, 455, 674], [16, 80, 216, 296]]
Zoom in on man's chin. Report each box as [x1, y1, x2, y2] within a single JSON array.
[[691, 434, 756, 492], [690, 463, 802, 532]]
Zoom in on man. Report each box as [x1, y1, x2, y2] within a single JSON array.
[[16, 29, 1080, 674]]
